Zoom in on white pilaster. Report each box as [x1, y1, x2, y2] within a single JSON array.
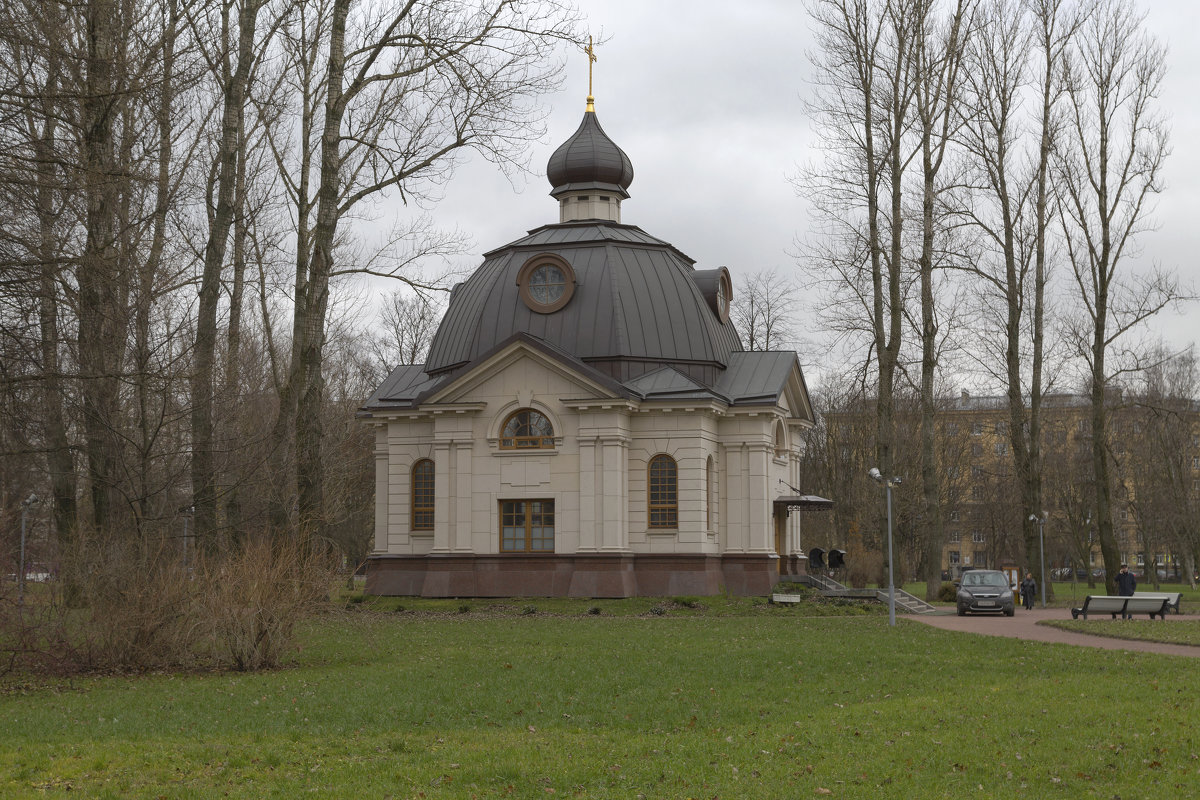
[[747, 443, 773, 553], [432, 441, 452, 553], [453, 441, 473, 553], [600, 435, 629, 551], [578, 437, 598, 551], [374, 424, 389, 552]]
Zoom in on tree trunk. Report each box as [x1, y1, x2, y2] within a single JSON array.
[[191, 0, 260, 551], [78, 0, 124, 535], [224, 96, 249, 541], [294, 0, 352, 549], [33, 60, 79, 574]]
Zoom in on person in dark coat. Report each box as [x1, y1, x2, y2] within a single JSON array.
[[1020, 572, 1037, 610], [1115, 564, 1137, 619]]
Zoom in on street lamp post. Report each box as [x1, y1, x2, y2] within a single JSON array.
[[869, 468, 902, 627], [1028, 512, 1047, 608], [19, 494, 38, 606]]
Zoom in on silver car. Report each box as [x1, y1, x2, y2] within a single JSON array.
[[956, 569, 1015, 616]]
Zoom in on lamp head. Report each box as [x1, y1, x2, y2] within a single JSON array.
[[891, 476, 902, 486], [22, 493, 38, 507], [868, 467, 882, 483]]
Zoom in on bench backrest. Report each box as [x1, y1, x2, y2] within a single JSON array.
[[1124, 596, 1170, 612], [1135, 592, 1180, 603], [1083, 596, 1128, 611]]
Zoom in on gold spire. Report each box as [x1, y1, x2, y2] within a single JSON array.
[[584, 35, 597, 112]]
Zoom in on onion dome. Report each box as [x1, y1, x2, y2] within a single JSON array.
[[546, 108, 634, 200]]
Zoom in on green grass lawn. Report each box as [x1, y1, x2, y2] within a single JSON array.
[[3, 602, 1199, 799], [1041, 618, 1200, 647]]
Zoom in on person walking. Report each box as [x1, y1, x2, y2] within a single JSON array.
[[1116, 564, 1137, 619], [1020, 572, 1037, 611]]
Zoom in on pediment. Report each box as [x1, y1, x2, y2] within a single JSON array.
[[423, 334, 626, 407]]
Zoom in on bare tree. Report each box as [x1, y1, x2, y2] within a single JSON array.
[[954, 0, 1082, 598], [801, 0, 917, 577], [280, 0, 581, 545], [912, 0, 971, 599], [1123, 348, 1200, 588], [0, 0, 79, 547], [371, 287, 445, 372], [731, 268, 800, 351], [1054, 0, 1175, 594], [189, 0, 275, 549]]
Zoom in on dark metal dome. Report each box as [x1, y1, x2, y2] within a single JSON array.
[[422, 221, 742, 387], [546, 110, 634, 199], [419, 105, 739, 389]]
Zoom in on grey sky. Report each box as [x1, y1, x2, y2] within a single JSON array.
[[394, 0, 1199, 386]]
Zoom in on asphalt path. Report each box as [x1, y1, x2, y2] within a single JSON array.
[[909, 606, 1200, 658]]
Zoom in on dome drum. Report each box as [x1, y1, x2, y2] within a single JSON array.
[[546, 109, 634, 224]]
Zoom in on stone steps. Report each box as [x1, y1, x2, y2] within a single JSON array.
[[775, 574, 938, 614]]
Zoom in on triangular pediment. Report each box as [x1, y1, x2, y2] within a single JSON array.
[[423, 333, 628, 406]]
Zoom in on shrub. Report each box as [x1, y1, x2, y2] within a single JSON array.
[[938, 582, 958, 603], [64, 536, 199, 672], [192, 540, 330, 671], [1, 535, 332, 676], [847, 551, 884, 589]]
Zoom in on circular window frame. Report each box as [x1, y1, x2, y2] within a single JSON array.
[[715, 267, 732, 324], [517, 253, 576, 314]]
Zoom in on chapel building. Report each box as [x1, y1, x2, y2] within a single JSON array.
[[359, 90, 822, 597]]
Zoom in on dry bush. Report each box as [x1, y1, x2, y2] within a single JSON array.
[[0, 536, 333, 676], [192, 540, 331, 671], [68, 538, 197, 671], [0, 581, 75, 674]]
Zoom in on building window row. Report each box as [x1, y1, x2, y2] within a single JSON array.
[[411, 408, 689, 547]]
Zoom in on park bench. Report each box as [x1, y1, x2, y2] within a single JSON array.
[[1134, 592, 1182, 614], [1070, 595, 1172, 620]]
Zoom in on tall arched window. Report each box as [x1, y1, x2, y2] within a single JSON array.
[[500, 409, 555, 449], [774, 420, 789, 459], [648, 454, 678, 529], [411, 459, 434, 531]]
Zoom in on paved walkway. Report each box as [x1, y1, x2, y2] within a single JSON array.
[[909, 606, 1200, 658]]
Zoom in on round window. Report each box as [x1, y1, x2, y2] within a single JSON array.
[[529, 264, 567, 305], [715, 268, 732, 323], [518, 254, 576, 313]]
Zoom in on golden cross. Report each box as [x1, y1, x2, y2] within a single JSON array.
[[585, 36, 597, 110]]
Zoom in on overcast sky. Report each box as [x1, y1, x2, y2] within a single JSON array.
[[391, 0, 1200, 390]]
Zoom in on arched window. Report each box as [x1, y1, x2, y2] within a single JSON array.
[[500, 409, 555, 449], [411, 459, 434, 531], [774, 421, 789, 459], [648, 454, 678, 529]]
